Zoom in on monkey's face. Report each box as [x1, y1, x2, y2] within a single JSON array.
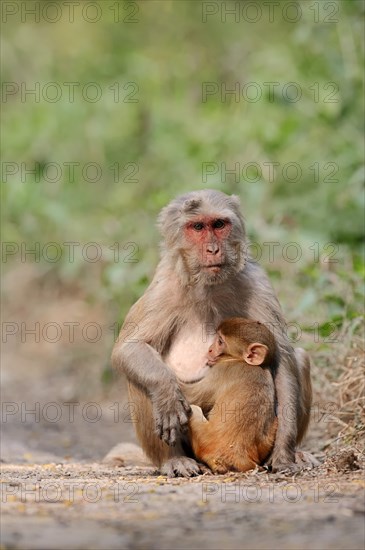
[[207, 322, 270, 367], [182, 216, 242, 285], [207, 332, 227, 365]]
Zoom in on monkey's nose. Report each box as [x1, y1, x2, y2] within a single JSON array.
[[206, 243, 219, 254]]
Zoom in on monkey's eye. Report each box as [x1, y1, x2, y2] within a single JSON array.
[[213, 219, 225, 229], [193, 222, 204, 231], [218, 337, 224, 345]]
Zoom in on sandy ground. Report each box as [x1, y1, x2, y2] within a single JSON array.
[[2, 383, 364, 550], [1, 459, 364, 550], [1, 264, 364, 549]]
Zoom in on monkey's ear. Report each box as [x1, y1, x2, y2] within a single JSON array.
[[229, 194, 241, 208], [244, 343, 268, 366]]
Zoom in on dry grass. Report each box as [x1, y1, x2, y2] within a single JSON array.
[[323, 318, 365, 454]]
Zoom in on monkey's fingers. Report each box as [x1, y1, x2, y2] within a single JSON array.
[[177, 408, 189, 433], [180, 398, 192, 416], [161, 415, 173, 445], [295, 450, 320, 468], [169, 427, 177, 446], [161, 457, 202, 478], [197, 462, 212, 475], [154, 412, 164, 439], [270, 460, 300, 474]]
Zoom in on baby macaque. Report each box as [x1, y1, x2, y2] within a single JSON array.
[[181, 318, 278, 474]]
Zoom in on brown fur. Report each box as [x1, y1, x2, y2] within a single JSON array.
[[182, 319, 278, 474], [112, 190, 313, 476]]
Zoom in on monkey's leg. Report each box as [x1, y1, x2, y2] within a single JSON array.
[[295, 348, 312, 444], [188, 405, 225, 473], [270, 351, 300, 472], [189, 406, 259, 474], [294, 349, 320, 468], [128, 383, 203, 477], [271, 349, 316, 472], [257, 417, 278, 465]]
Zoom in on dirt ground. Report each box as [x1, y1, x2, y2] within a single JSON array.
[[1, 264, 364, 550], [1, 461, 364, 550]]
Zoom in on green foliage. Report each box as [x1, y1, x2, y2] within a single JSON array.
[[2, 0, 364, 326]]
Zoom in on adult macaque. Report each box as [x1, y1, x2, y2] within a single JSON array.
[[182, 318, 278, 474], [112, 189, 313, 477]]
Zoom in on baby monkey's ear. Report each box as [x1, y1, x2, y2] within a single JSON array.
[[243, 343, 268, 366]]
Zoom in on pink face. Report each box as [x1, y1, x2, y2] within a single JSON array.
[[183, 216, 232, 272], [207, 332, 226, 365]]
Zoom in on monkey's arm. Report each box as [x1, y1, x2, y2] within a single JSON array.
[[112, 295, 191, 446], [179, 376, 216, 413]]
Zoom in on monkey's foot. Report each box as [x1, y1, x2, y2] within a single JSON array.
[[295, 450, 320, 469], [271, 461, 300, 474], [160, 457, 205, 478], [190, 404, 208, 423], [268, 451, 299, 473], [269, 451, 320, 473]]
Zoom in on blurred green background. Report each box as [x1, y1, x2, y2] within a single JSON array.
[[2, 0, 364, 361]]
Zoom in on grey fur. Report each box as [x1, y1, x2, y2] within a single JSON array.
[[112, 190, 312, 476]]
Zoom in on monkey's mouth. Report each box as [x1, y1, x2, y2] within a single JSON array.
[[203, 264, 223, 273]]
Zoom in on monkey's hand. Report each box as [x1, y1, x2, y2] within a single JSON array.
[[150, 384, 192, 446]]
